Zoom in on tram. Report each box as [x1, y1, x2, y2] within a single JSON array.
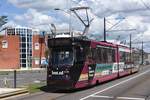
[[47, 37, 139, 89]]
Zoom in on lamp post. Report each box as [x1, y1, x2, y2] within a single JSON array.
[[104, 17, 106, 41], [141, 40, 144, 65], [130, 34, 132, 63]]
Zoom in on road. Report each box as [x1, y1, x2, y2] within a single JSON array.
[[7, 65, 150, 100]]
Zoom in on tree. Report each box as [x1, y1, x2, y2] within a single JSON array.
[[0, 16, 7, 28]]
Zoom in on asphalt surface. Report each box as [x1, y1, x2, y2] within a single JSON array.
[[6, 65, 150, 100]]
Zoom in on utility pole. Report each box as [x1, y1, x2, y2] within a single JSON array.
[[104, 17, 106, 42], [130, 34, 132, 63], [141, 40, 144, 65]]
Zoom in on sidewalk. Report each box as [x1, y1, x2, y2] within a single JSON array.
[[0, 68, 46, 72], [0, 88, 28, 99]]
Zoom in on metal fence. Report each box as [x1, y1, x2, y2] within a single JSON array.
[[0, 69, 47, 88]]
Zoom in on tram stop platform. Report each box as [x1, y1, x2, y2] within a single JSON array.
[[0, 88, 28, 99]]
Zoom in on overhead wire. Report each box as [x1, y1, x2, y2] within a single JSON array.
[[140, 0, 150, 9]]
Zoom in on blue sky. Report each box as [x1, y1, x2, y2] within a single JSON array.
[[0, 0, 26, 20]]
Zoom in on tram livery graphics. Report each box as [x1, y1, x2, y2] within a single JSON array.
[[95, 64, 113, 75], [47, 37, 139, 89]]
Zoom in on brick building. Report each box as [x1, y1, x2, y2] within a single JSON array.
[[0, 27, 47, 69], [0, 35, 20, 69], [32, 35, 47, 68]]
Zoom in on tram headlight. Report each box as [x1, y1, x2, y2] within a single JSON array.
[[64, 70, 69, 74]]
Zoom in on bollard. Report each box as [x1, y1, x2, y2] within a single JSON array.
[[14, 70, 16, 88]]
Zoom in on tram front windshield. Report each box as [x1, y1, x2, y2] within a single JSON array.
[[52, 48, 73, 65]]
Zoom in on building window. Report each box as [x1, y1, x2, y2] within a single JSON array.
[[34, 43, 39, 50], [2, 40, 8, 48]]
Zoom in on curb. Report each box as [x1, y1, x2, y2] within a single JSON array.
[[0, 89, 28, 99], [0, 68, 46, 72]]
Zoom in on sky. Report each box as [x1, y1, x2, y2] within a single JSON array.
[[1, 0, 150, 52]]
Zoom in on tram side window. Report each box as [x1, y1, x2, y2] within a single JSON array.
[[120, 51, 126, 62], [108, 49, 115, 63], [125, 53, 130, 62], [92, 47, 100, 63], [103, 48, 108, 63], [76, 46, 91, 62], [76, 47, 85, 61], [97, 48, 102, 63], [120, 51, 131, 63], [86, 47, 92, 59], [108, 49, 111, 63], [91, 48, 97, 61], [96, 46, 115, 63], [112, 49, 115, 62], [107, 48, 116, 63], [97, 47, 108, 63]]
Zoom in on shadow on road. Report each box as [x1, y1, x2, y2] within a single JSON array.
[[39, 71, 140, 94], [39, 85, 95, 93], [39, 76, 125, 94]]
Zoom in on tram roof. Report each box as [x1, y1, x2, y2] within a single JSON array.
[[48, 37, 130, 49]]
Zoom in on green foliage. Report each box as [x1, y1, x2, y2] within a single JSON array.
[[27, 83, 45, 93], [44, 48, 50, 59]]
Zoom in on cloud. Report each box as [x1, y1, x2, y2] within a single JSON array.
[[12, 8, 70, 31], [78, 0, 148, 17], [4, 20, 20, 27], [13, 9, 53, 28], [8, 0, 150, 34], [7, 0, 150, 52], [8, 0, 69, 12]]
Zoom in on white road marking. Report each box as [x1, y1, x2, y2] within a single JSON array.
[[80, 69, 150, 100], [91, 95, 114, 98], [91, 95, 145, 100], [117, 96, 145, 100]]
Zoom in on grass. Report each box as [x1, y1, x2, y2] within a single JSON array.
[[27, 83, 46, 93]]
